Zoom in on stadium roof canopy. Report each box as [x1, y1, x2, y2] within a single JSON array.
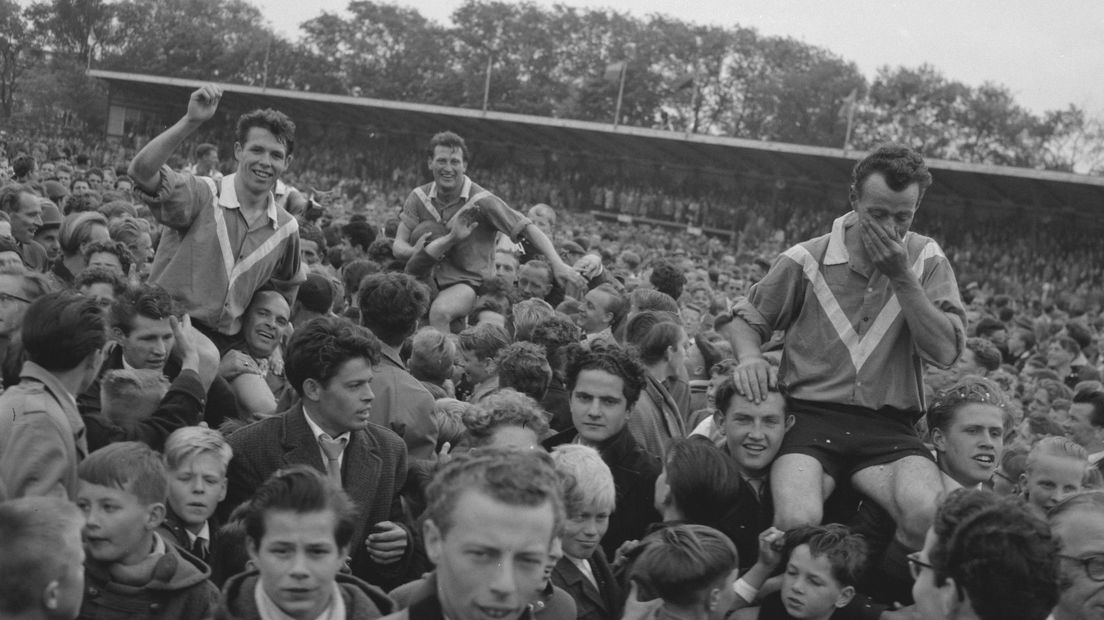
[[90, 69, 1104, 218]]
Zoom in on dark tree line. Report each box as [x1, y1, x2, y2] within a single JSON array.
[[3, 0, 1102, 173]]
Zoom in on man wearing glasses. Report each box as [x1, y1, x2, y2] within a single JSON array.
[[1049, 491, 1104, 620]]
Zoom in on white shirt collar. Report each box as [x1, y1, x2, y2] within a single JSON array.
[[186, 521, 211, 545], [220, 173, 279, 229], [1089, 450, 1104, 465], [302, 405, 351, 446], [428, 175, 473, 201]]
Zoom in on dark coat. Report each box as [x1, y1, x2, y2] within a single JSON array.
[[543, 426, 661, 557], [157, 505, 219, 566], [551, 548, 622, 620], [220, 405, 413, 589], [216, 571, 393, 620], [382, 573, 535, 620], [78, 534, 218, 620], [83, 369, 207, 453]]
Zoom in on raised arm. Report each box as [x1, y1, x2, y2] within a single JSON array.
[[521, 223, 586, 296], [128, 84, 222, 193]]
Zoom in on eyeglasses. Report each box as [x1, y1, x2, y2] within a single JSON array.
[[907, 552, 935, 580], [1058, 553, 1104, 582], [0, 291, 31, 305]]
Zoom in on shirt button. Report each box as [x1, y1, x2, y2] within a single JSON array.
[[862, 317, 870, 322]]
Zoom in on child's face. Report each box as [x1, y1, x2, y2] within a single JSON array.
[[782, 544, 853, 620], [1021, 455, 1085, 512], [77, 481, 162, 565], [167, 453, 228, 530], [249, 509, 346, 620], [460, 348, 491, 384]]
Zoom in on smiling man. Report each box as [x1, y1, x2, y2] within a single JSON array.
[[0, 184, 48, 272], [222, 316, 413, 591], [721, 145, 966, 601], [128, 84, 304, 348], [392, 132, 584, 333]]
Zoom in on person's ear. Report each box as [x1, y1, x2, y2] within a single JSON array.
[[424, 518, 443, 566], [936, 576, 961, 617], [931, 427, 947, 453], [111, 326, 126, 342], [706, 586, 722, 611], [713, 410, 726, 435], [834, 585, 856, 609], [302, 377, 322, 402], [234, 142, 243, 162], [784, 414, 796, 433], [42, 579, 62, 611], [146, 502, 166, 530], [246, 536, 260, 567], [848, 184, 858, 208]]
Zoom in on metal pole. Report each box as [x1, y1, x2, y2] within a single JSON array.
[[613, 64, 626, 127], [843, 97, 856, 150], [482, 53, 493, 112]]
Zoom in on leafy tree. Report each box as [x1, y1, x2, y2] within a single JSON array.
[[0, 0, 35, 118]]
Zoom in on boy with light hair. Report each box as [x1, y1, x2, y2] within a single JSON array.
[[0, 496, 86, 620], [550, 443, 621, 620], [159, 426, 233, 564], [1021, 436, 1090, 515]]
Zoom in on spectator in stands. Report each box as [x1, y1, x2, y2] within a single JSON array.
[[1021, 436, 1089, 515], [218, 465, 393, 619], [191, 142, 221, 180], [82, 239, 132, 278], [518, 259, 556, 303], [725, 145, 965, 601], [628, 288, 679, 318], [52, 211, 109, 288], [1047, 491, 1104, 620], [583, 283, 627, 345], [927, 377, 1008, 491], [158, 426, 232, 565], [1048, 337, 1101, 390], [342, 219, 377, 261], [222, 316, 412, 589], [1068, 390, 1104, 474], [11, 154, 38, 185], [495, 248, 520, 288], [382, 449, 563, 620], [512, 298, 555, 341], [461, 388, 549, 450], [458, 322, 511, 404], [649, 260, 685, 301], [497, 341, 553, 404], [0, 292, 104, 499], [290, 272, 335, 327], [544, 344, 660, 556], [33, 201, 62, 263], [550, 443, 622, 620], [654, 438, 741, 533], [631, 524, 738, 620], [531, 315, 582, 431], [408, 326, 457, 399], [911, 490, 1058, 620], [128, 84, 304, 347], [358, 272, 437, 460], [952, 337, 1002, 379], [392, 132, 583, 333], [624, 313, 688, 459], [0, 496, 86, 620], [108, 216, 153, 276], [0, 184, 47, 272]]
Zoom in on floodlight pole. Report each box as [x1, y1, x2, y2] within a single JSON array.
[[482, 53, 493, 113], [613, 64, 626, 127]]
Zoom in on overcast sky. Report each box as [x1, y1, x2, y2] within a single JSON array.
[[253, 0, 1104, 116]]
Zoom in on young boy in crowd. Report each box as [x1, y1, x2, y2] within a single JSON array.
[[100, 369, 171, 427], [158, 426, 232, 565], [458, 322, 511, 403], [629, 524, 739, 620], [0, 496, 87, 620], [76, 441, 219, 618], [1020, 435, 1090, 515], [735, 524, 866, 620]]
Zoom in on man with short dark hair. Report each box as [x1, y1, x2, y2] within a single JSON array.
[[1048, 491, 1104, 620], [128, 84, 304, 346], [291, 272, 335, 327], [0, 292, 106, 498], [222, 316, 413, 589], [358, 272, 437, 461], [1068, 390, 1104, 474], [392, 132, 582, 332], [724, 145, 966, 600]]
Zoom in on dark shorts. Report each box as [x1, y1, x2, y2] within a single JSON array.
[[779, 398, 932, 483]]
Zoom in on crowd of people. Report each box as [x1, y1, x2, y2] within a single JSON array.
[[0, 83, 1102, 620]]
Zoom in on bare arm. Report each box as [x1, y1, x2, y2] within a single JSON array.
[[128, 84, 222, 193], [392, 221, 416, 260], [522, 223, 586, 295]]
